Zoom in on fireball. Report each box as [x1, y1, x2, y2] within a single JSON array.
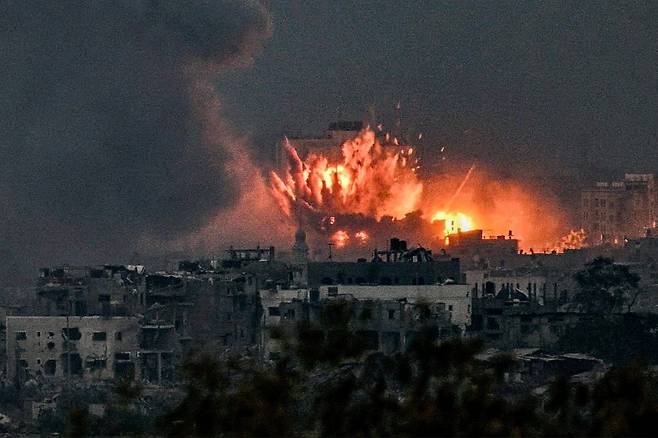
[[271, 127, 422, 221], [431, 211, 475, 236]]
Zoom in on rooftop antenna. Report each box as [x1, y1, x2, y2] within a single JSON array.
[[327, 241, 334, 260]]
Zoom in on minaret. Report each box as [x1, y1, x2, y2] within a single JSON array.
[[291, 226, 310, 265]]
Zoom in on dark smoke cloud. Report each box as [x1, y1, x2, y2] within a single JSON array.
[[0, 0, 271, 284]]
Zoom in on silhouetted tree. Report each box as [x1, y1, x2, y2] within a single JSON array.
[[573, 257, 640, 314], [557, 314, 658, 365], [157, 354, 296, 437]]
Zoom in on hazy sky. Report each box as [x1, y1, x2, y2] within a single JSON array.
[[0, 0, 656, 284], [219, 0, 657, 184], [0, 0, 271, 283]]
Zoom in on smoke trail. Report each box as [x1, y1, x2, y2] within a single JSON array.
[[0, 1, 271, 284], [443, 163, 476, 211]]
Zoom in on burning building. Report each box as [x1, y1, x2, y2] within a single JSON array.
[[271, 122, 449, 258], [271, 120, 580, 260], [274, 121, 367, 170], [445, 229, 519, 269]]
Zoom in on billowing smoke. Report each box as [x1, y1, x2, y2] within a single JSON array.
[[0, 1, 271, 284]]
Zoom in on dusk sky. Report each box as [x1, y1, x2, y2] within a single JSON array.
[[219, 0, 657, 182], [0, 0, 656, 283]]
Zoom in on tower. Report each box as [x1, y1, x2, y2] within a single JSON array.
[[291, 226, 310, 265]]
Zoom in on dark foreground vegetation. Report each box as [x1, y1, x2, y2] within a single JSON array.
[[39, 318, 658, 436]]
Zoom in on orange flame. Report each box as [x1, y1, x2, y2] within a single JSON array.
[[271, 127, 422, 220], [554, 228, 587, 252], [270, 125, 576, 252], [355, 230, 369, 244], [431, 211, 475, 237], [331, 230, 350, 248]]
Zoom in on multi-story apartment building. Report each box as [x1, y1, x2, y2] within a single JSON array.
[[6, 316, 141, 384], [581, 174, 657, 245]]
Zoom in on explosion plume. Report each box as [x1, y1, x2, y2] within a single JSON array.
[[271, 127, 422, 221], [271, 124, 580, 256]]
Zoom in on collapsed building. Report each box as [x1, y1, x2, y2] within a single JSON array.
[[13, 257, 269, 386]]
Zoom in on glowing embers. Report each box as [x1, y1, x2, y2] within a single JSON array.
[[354, 230, 368, 244], [331, 230, 350, 248], [270, 127, 422, 221], [330, 230, 369, 248], [431, 211, 475, 237], [555, 228, 587, 251]]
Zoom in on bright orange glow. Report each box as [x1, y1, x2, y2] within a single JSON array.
[[270, 125, 577, 253], [423, 169, 575, 253], [354, 230, 368, 244], [271, 127, 422, 220], [431, 211, 475, 236], [331, 230, 350, 248], [555, 228, 587, 251]]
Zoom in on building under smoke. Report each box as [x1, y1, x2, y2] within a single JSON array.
[[274, 121, 365, 170], [581, 173, 657, 245]]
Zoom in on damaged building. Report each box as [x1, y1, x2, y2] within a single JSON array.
[[469, 286, 584, 349], [36, 264, 145, 317], [22, 260, 266, 385], [6, 316, 141, 384], [262, 295, 458, 361], [308, 239, 461, 288], [317, 284, 471, 330]]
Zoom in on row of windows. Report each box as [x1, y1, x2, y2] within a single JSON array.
[[271, 305, 456, 321], [18, 352, 134, 376], [583, 198, 615, 208], [98, 294, 129, 304], [320, 276, 445, 286], [582, 211, 620, 221], [15, 329, 123, 342]]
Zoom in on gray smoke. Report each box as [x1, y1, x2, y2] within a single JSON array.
[[0, 0, 271, 284]]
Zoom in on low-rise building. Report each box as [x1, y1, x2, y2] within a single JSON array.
[[317, 284, 471, 328], [444, 229, 519, 270], [308, 259, 461, 288], [464, 269, 574, 304], [6, 316, 141, 384], [470, 292, 583, 349], [36, 265, 145, 317], [263, 295, 456, 361]]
